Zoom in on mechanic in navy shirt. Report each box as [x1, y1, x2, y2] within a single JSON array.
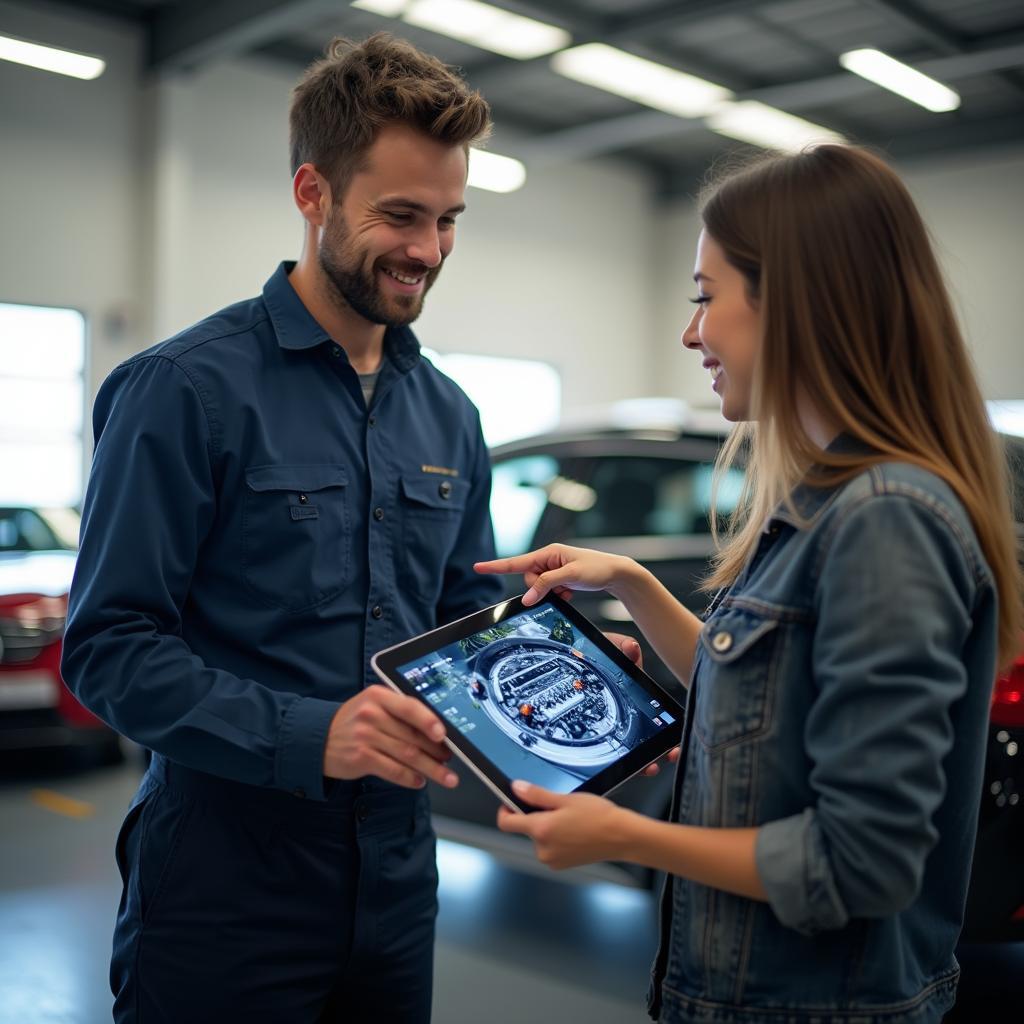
[[62, 34, 503, 1024]]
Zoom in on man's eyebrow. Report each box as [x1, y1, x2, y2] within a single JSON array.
[[379, 197, 466, 215]]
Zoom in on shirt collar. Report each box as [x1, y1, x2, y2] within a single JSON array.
[[262, 261, 423, 373], [769, 433, 872, 530]]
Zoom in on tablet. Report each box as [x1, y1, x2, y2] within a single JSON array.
[[371, 594, 685, 813]]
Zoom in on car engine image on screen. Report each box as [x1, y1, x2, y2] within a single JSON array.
[[396, 602, 675, 793]]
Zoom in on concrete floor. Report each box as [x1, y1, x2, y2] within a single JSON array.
[[0, 754, 1019, 1024]]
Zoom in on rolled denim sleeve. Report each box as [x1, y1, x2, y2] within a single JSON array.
[[63, 356, 338, 799], [756, 493, 977, 933], [436, 413, 503, 623]]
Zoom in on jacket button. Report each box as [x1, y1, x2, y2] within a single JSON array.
[[373, 507, 384, 521], [438, 480, 452, 499], [712, 631, 733, 653], [331, 346, 341, 358], [356, 802, 369, 823], [371, 605, 383, 619]]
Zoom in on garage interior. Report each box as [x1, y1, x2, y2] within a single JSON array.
[[1, 0, 1023, 1021]]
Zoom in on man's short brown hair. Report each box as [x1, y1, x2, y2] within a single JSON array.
[[289, 33, 492, 199]]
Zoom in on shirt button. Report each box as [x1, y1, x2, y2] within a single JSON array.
[[331, 346, 341, 358], [712, 631, 733, 653], [298, 493, 309, 504], [292, 788, 306, 799], [356, 802, 369, 823], [368, 415, 377, 427], [373, 507, 384, 521], [438, 480, 452, 499], [371, 605, 383, 619]]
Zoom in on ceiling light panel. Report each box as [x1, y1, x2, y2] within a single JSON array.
[[839, 48, 960, 113], [0, 33, 105, 80], [551, 44, 733, 119], [706, 101, 844, 152], [353, 0, 570, 60], [467, 148, 526, 193]]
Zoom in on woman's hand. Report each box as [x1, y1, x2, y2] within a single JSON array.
[[474, 543, 634, 607], [497, 781, 638, 870]]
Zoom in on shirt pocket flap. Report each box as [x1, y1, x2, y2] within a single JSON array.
[[400, 473, 468, 511], [245, 465, 348, 493], [699, 609, 781, 664]]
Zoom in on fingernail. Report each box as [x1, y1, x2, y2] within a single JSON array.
[[445, 773, 458, 787], [511, 780, 528, 794], [432, 725, 445, 741]]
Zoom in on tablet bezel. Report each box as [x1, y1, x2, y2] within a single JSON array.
[[370, 593, 685, 813]]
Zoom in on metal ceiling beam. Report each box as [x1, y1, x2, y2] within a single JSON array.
[[511, 37, 1024, 165], [148, 0, 342, 71]]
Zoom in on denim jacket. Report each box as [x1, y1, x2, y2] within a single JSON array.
[[649, 459, 998, 1024]]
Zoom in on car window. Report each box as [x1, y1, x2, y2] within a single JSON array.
[[571, 458, 745, 539], [490, 455, 561, 559], [0, 508, 65, 552]]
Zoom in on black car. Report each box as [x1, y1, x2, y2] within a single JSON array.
[[428, 402, 1024, 942]]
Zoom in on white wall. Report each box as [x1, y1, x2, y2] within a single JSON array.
[[0, 0, 144, 398], [652, 146, 1024, 407]]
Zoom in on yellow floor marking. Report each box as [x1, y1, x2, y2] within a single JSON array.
[[30, 788, 96, 819]]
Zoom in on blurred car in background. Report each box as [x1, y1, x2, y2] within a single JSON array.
[[429, 400, 1024, 943], [0, 505, 122, 765]]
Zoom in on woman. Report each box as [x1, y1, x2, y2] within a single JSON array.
[[475, 144, 1021, 1023]]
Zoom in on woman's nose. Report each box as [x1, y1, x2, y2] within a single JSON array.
[[681, 306, 702, 349]]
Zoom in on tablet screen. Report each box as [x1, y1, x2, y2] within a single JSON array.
[[394, 600, 677, 795]]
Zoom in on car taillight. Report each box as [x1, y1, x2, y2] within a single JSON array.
[[0, 594, 67, 665], [991, 655, 1024, 728]]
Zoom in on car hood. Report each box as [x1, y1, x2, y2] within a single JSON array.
[[0, 550, 77, 599]]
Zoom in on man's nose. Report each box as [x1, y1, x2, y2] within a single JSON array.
[[406, 226, 443, 268]]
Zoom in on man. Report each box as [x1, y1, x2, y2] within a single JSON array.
[[62, 34, 503, 1023]]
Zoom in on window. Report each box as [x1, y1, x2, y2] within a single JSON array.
[[489, 454, 560, 558], [421, 349, 560, 447], [0, 303, 86, 507], [573, 457, 745, 539]]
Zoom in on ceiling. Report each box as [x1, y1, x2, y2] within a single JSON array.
[[30, 0, 1024, 196]]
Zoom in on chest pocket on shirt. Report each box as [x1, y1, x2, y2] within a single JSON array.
[[695, 607, 782, 751], [399, 473, 467, 604], [243, 464, 351, 612]]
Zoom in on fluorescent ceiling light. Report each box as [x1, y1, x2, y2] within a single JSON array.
[[353, 0, 570, 60], [468, 148, 526, 193], [0, 33, 105, 80], [840, 48, 960, 113], [706, 101, 844, 152], [352, 0, 407, 14], [551, 43, 733, 118]]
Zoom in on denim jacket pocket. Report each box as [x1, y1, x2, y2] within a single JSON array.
[[695, 607, 782, 751], [242, 464, 351, 612]]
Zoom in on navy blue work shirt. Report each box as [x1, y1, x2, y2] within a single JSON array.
[[63, 262, 503, 800]]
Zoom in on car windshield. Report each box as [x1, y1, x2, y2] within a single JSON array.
[[0, 507, 79, 552]]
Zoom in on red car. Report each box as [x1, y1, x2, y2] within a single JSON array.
[[0, 506, 122, 764]]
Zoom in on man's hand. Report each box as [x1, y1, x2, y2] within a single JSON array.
[[323, 684, 459, 790]]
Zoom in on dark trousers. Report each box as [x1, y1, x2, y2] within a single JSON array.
[[111, 756, 438, 1023]]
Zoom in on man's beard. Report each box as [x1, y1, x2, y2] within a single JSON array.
[[318, 211, 441, 328]]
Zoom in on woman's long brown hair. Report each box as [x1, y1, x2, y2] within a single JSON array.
[[701, 144, 1021, 667]]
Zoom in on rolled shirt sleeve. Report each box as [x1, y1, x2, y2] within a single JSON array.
[[755, 492, 978, 934], [63, 356, 338, 799]]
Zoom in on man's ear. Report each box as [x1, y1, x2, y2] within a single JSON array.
[[293, 163, 331, 226]]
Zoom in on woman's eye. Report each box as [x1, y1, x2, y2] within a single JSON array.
[[689, 295, 711, 305]]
